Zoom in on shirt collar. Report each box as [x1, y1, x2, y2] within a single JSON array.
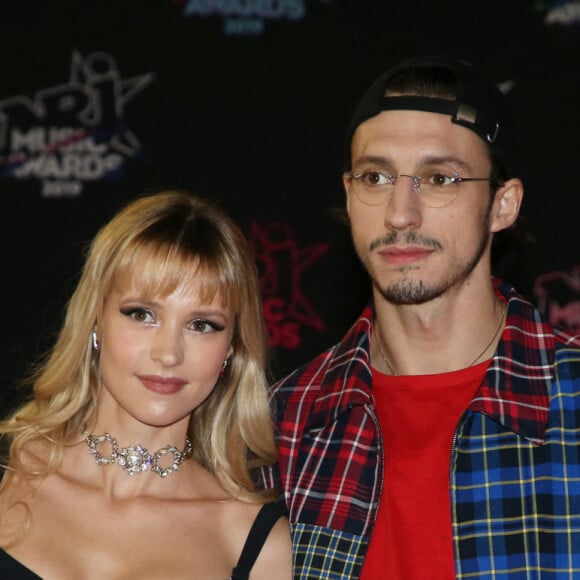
[[332, 278, 554, 443], [467, 278, 552, 444]]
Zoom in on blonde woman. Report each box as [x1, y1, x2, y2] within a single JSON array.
[[0, 191, 291, 579]]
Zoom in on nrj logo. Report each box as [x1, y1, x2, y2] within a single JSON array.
[[536, 0, 580, 25], [173, 0, 307, 36], [0, 51, 155, 198], [248, 220, 329, 349]]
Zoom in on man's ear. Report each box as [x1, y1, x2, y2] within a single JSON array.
[[490, 178, 524, 233], [343, 172, 353, 217]]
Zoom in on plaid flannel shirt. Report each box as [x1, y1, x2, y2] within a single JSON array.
[[265, 278, 580, 579]]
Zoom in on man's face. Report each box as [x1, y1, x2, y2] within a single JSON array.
[[345, 109, 499, 305]]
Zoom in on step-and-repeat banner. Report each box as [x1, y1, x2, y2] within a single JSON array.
[[1, 0, 579, 409]]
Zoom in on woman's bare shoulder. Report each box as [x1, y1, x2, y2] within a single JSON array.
[[0, 470, 37, 547], [249, 511, 292, 580], [220, 500, 291, 580]]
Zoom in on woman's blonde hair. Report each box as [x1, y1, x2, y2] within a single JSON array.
[[0, 190, 277, 501]]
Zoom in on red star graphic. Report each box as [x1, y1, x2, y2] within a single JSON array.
[[249, 221, 329, 332]]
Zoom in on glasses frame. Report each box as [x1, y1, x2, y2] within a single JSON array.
[[344, 170, 499, 208]]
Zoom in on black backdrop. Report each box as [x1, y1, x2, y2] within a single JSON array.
[[1, 0, 579, 411]]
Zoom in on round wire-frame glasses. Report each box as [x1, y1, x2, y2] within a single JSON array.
[[344, 169, 497, 208]]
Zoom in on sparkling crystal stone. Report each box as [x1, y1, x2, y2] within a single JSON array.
[[126, 450, 141, 466]]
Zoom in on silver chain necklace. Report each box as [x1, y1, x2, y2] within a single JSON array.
[[374, 304, 507, 376], [83, 430, 193, 478]]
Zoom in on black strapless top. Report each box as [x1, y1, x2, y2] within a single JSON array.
[[0, 549, 41, 579], [0, 500, 287, 580]]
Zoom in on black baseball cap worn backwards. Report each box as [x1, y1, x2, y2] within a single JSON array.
[[345, 54, 505, 166]]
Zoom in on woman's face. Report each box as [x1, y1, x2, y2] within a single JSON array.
[[96, 272, 235, 430]]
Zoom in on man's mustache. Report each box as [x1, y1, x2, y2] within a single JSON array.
[[369, 231, 443, 252]]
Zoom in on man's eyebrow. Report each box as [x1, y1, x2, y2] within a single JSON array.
[[351, 155, 393, 168], [419, 155, 474, 173], [352, 155, 476, 173]]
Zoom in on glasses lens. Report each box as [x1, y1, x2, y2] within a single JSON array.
[[347, 171, 394, 206], [418, 171, 459, 208]]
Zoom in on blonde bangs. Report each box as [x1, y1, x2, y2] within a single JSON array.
[[109, 242, 240, 311]]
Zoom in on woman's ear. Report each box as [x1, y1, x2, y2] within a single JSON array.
[[490, 178, 524, 233]]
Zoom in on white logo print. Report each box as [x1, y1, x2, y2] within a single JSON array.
[[0, 51, 155, 197]]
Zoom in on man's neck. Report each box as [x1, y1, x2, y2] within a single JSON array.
[[371, 281, 505, 376]]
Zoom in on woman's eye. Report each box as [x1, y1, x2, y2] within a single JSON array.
[[190, 319, 224, 333], [121, 307, 155, 323]]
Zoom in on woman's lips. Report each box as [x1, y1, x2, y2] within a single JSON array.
[[137, 375, 187, 395]]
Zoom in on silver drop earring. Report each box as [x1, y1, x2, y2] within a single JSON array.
[[92, 329, 100, 351]]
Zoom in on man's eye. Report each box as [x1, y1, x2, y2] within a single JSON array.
[[427, 173, 456, 187], [361, 171, 392, 186]]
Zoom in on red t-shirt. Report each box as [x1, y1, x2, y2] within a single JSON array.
[[360, 360, 490, 580]]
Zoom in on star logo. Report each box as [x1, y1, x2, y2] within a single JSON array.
[[248, 220, 330, 349]]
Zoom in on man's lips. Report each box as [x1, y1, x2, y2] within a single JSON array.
[[137, 375, 187, 395], [378, 246, 435, 265]]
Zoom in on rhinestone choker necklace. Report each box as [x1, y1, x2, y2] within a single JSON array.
[[83, 429, 193, 478]]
